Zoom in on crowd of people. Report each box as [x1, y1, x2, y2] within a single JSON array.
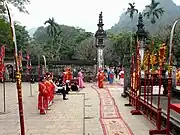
[[97, 66, 125, 88], [37, 66, 125, 114], [38, 68, 85, 115]]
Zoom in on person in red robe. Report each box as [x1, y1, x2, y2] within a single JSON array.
[[97, 68, 105, 88], [38, 77, 48, 115], [49, 72, 56, 103], [62, 69, 67, 83], [66, 68, 73, 82], [44, 73, 53, 108]]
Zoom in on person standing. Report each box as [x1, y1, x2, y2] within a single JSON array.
[[38, 77, 48, 115], [114, 67, 118, 79], [66, 68, 73, 82], [55, 79, 68, 100], [78, 69, 85, 88], [108, 67, 114, 84], [97, 68, 105, 88], [119, 68, 125, 87], [44, 73, 53, 108], [48, 73, 56, 104], [62, 69, 66, 84]]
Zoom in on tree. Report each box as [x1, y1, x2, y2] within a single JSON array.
[[125, 2, 138, 20], [0, 0, 30, 14], [15, 22, 30, 51], [144, 0, 164, 24], [0, 17, 11, 45], [33, 26, 50, 42], [125, 2, 138, 53], [0, 17, 30, 57], [73, 37, 96, 61], [44, 17, 60, 38], [108, 32, 134, 66]]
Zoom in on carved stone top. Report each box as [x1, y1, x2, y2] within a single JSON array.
[[136, 12, 147, 39], [95, 11, 106, 40]]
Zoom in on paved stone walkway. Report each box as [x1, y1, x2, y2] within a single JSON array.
[[0, 82, 164, 135], [0, 82, 84, 135]]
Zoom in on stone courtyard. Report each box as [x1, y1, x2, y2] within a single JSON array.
[[0, 81, 163, 135]]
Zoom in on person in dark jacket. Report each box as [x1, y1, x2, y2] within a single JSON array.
[[55, 79, 68, 100], [71, 82, 79, 91]]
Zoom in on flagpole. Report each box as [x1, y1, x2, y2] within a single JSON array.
[[42, 55, 46, 74], [5, 3, 25, 135], [38, 55, 40, 81], [29, 59, 33, 97], [3, 48, 6, 113]]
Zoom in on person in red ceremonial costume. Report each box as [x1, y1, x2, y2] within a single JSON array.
[[48, 72, 56, 103], [38, 77, 48, 115], [97, 68, 105, 88], [44, 73, 53, 108], [62, 69, 67, 83], [65, 67, 73, 82]]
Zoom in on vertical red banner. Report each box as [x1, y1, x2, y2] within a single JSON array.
[[0, 45, 5, 81]]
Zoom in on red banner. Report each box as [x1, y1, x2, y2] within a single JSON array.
[[0, 45, 5, 59], [26, 52, 32, 75], [0, 45, 5, 81]]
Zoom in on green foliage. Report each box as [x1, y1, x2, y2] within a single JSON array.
[[32, 21, 94, 61], [0, 17, 12, 45], [144, 0, 164, 24], [125, 2, 138, 20], [73, 37, 96, 61], [44, 18, 60, 38], [33, 26, 50, 42], [107, 32, 135, 66], [0, 17, 30, 57], [0, 0, 30, 14], [15, 22, 30, 51]]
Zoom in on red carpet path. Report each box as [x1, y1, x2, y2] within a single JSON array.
[[92, 83, 134, 135]]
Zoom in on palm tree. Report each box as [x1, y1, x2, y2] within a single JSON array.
[[144, 0, 164, 24], [125, 2, 138, 54], [44, 18, 62, 60], [125, 2, 138, 20], [44, 17, 60, 38]]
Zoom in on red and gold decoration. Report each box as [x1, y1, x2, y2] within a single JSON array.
[[158, 43, 166, 66], [0, 45, 5, 82], [26, 52, 32, 75], [6, 3, 25, 135]]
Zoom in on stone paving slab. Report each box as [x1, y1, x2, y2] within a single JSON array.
[[108, 80, 164, 135], [0, 82, 84, 135], [81, 83, 103, 135]]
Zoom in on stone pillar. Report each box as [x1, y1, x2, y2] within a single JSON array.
[[97, 48, 104, 69], [95, 12, 106, 71], [136, 13, 147, 64]]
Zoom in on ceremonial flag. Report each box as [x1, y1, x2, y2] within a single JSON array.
[[0, 45, 5, 59], [26, 52, 32, 74]]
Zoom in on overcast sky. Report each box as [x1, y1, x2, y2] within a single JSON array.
[[10, 0, 180, 32]]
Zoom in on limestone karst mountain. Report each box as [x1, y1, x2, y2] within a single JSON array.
[[109, 0, 180, 34]]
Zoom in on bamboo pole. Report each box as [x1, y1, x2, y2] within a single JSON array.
[[166, 18, 180, 135]]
